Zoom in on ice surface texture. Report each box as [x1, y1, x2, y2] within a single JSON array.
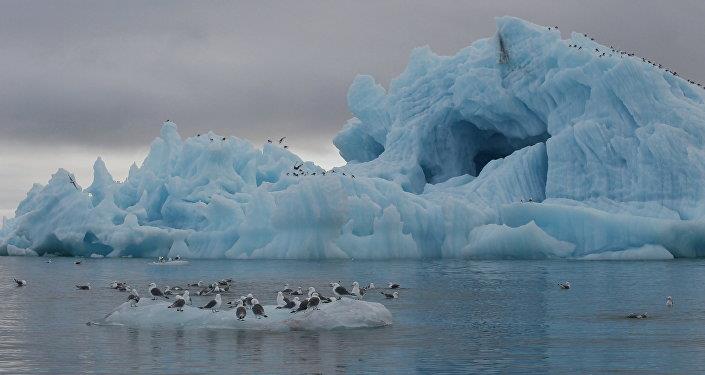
[[98, 298, 392, 331], [3, 17, 705, 259]]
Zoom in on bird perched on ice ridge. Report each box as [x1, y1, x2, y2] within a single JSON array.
[[149, 283, 169, 300], [330, 282, 353, 299], [252, 299, 267, 318], [235, 300, 247, 320], [168, 295, 186, 311], [199, 294, 222, 312], [127, 289, 140, 307]]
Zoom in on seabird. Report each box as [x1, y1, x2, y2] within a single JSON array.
[[68, 175, 79, 190], [168, 295, 186, 311], [267, 139, 272, 143], [76, 283, 91, 290], [127, 289, 140, 307], [330, 282, 352, 299], [199, 294, 222, 312], [217, 279, 230, 286], [75, 260, 82, 265], [109, 281, 118, 289], [351, 282, 361, 298], [252, 299, 267, 318], [277, 296, 296, 309], [281, 284, 293, 293], [381, 291, 399, 299], [163, 286, 173, 295], [245, 293, 254, 307], [14, 278, 27, 287], [291, 287, 304, 296], [666, 296, 673, 307], [283, 145, 288, 149], [149, 283, 169, 300], [558, 281, 571, 289], [627, 312, 648, 319], [236, 300, 247, 320], [276, 291, 286, 308], [292, 297, 309, 313], [308, 293, 321, 310], [388, 282, 400, 289], [279, 137, 286, 144], [365, 283, 375, 290], [181, 290, 191, 305]]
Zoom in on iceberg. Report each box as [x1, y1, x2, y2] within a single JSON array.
[[96, 298, 392, 331], [2, 16, 705, 260]]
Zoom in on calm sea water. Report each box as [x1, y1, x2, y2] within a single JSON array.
[[1, 257, 704, 374]]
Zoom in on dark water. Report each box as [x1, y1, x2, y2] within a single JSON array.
[[1, 257, 704, 374]]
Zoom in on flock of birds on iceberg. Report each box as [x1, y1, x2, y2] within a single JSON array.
[[549, 25, 704, 89], [12, 265, 402, 322]]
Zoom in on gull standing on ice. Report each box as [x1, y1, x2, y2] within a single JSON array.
[[236, 300, 247, 320], [308, 293, 321, 310], [168, 295, 186, 311], [149, 283, 169, 300], [252, 299, 267, 318], [351, 282, 362, 298], [199, 294, 222, 312], [276, 291, 286, 308], [331, 282, 353, 299], [181, 290, 191, 305], [127, 289, 140, 307]]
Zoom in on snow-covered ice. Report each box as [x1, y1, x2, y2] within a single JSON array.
[[2, 16, 705, 260], [97, 298, 392, 331]]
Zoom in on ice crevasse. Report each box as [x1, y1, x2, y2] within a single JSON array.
[[3, 16, 705, 260]]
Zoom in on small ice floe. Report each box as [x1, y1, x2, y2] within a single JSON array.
[[97, 298, 392, 331]]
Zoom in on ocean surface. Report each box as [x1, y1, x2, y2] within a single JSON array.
[[1, 257, 704, 374]]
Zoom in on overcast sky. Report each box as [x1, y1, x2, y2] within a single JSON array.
[[1, 0, 704, 218]]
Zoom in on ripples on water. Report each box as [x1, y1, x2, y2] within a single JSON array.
[[1, 257, 705, 374]]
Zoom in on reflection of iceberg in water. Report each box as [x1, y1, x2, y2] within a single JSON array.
[[98, 298, 392, 331], [4, 16, 705, 260]]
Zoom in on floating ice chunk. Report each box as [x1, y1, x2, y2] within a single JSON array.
[[98, 298, 392, 331], [579, 244, 674, 260]]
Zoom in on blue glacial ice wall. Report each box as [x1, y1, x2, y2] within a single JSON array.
[[3, 16, 705, 259]]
